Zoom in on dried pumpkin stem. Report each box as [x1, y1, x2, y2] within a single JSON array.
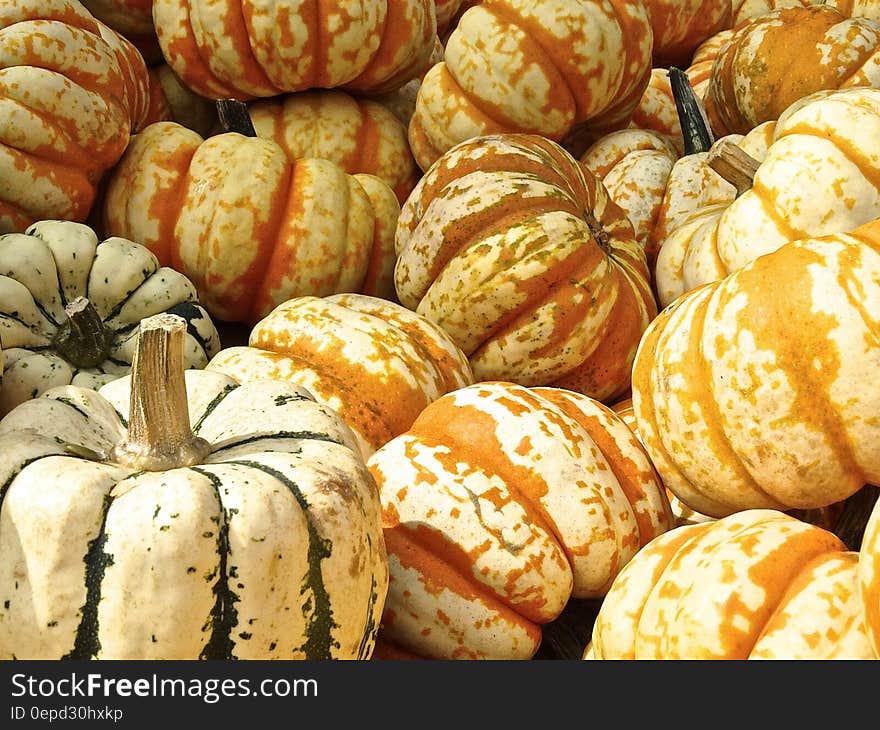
[[583, 210, 612, 253], [111, 313, 211, 471], [669, 66, 714, 156], [706, 139, 761, 196], [52, 296, 114, 369], [216, 99, 257, 137]]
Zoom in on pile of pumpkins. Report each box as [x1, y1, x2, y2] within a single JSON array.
[[1, 0, 880, 661]]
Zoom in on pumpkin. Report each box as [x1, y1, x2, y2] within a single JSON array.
[[249, 90, 420, 205], [206, 293, 475, 460], [632, 220, 880, 518], [857, 488, 880, 655], [704, 5, 880, 136], [730, 0, 813, 27], [153, 0, 438, 99], [640, 0, 731, 68], [80, 0, 161, 64], [0, 0, 151, 232], [102, 106, 400, 325], [0, 220, 219, 416], [0, 312, 388, 659], [590, 509, 875, 659], [368, 380, 674, 659], [579, 129, 679, 250], [395, 133, 657, 404], [407, 0, 654, 171], [144, 64, 217, 137], [655, 86, 880, 307]]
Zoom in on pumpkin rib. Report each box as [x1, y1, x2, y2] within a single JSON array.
[[0, 97, 96, 171], [234, 0, 287, 97], [0, 147, 95, 222]]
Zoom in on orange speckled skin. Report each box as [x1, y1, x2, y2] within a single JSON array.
[[705, 5, 880, 136], [632, 220, 880, 518], [408, 0, 654, 171], [592, 509, 874, 659], [103, 121, 401, 325], [396, 133, 658, 404], [152, 0, 438, 99], [249, 90, 420, 206], [858, 495, 880, 655], [0, 0, 151, 233], [369, 381, 674, 659], [206, 293, 475, 459], [640, 0, 731, 68]]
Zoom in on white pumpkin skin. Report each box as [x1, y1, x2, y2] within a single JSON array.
[[0, 220, 219, 415], [0, 371, 388, 660]]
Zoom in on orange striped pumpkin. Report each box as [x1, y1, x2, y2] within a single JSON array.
[[591, 509, 874, 659], [369, 381, 674, 659], [408, 0, 654, 171], [640, 0, 731, 68], [632, 221, 880, 518], [205, 293, 475, 459], [705, 4, 880, 136], [0, 0, 151, 233], [102, 121, 400, 324], [81, 0, 161, 64], [395, 133, 657, 404], [249, 90, 420, 205], [153, 0, 438, 99]]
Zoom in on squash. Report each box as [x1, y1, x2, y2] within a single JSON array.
[[102, 104, 401, 325], [590, 509, 874, 659], [704, 5, 880, 136], [0, 0, 152, 232], [408, 0, 654, 171], [395, 133, 657, 403], [0, 312, 388, 659], [368, 380, 674, 659], [632, 220, 880, 518], [857, 488, 880, 655], [640, 0, 731, 68], [206, 293, 474, 460], [249, 90, 420, 205], [654, 86, 880, 307], [0, 220, 219, 416], [153, 0, 438, 99], [80, 0, 161, 64]]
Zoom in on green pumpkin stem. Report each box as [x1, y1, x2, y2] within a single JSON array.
[[669, 66, 714, 156], [111, 313, 211, 471], [52, 296, 114, 369], [216, 99, 257, 137], [706, 138, 761, 197]]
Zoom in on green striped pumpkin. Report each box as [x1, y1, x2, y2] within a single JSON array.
[[0, 314, 387, 659]]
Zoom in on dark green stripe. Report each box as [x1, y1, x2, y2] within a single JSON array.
[[357, 566, 381, 660], [92, 266, 155, 324], [62, 491, 114, 659], [229, 460, 340, 659], [191, 385, 239, 435], [191, 467, 238, 660], [165, 301, 215, 356], [210, 431, 343, 454]]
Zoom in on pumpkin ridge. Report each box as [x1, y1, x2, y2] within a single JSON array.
[[209, 429, 345, 454], [191, 383, 240, 435], [190, 466, 238, 660], [232, 0, 286, 96], [228, 459, 341, 658], [61, 490, 114, 659]]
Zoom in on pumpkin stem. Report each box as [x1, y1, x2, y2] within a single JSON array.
[[584, 210, 612, 253], [216, 99, 257, 137], [111, 313, 211, 471], [51, 296, 114, 369], [706, 139, 761, 197], [669, 66, 714, 156]]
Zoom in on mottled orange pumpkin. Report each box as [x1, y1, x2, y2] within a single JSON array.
[[153, 0, 438, 99], [395, 133, 657, 404], [408, 0, 654, 171], [705, 4, 880, 136], [249, 90, 420, 205], [369, 381, 674, 659], [205, 293, 475, 459], [632, 221, 880, 518], [81, 0, 161, 64], [0, 0, 151, 232], [640, 0, 731, 68], [102, 120, 400, 324], [591, 509, 874, 659]]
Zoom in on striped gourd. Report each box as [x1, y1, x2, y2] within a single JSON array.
[[206, 293, 475, 459], [591, 509, 874, 659], [395, 133, 658, 403], [369, 381, 674, 659], [639, 0, 731, 68], [633, 221, 880, 517], [0, 220, 219, 416], [0, 314, 387, 660]]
